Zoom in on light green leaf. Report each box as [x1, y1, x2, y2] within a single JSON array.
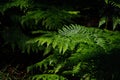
[[43, 47, 51, 56], [62, 39, 70, 54], [67, 11, 80, 15], [105, 0, 109, 4], [54, 64, 63, 73], [52, 35, 61, 49], [113, 17, 120, 30], [98, 17, 106, 28]]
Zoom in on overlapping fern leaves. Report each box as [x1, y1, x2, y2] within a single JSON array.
[[0, 0, 31, 13], [21, 8, 79, 30], [26, 24, 120, 79], [1, 0, 120, 79], [0, 0, 79, 30], [98, 0, 120, 30], [26, 24, 120, 54]]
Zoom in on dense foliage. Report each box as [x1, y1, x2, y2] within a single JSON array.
[[0, 0, 120, 80]]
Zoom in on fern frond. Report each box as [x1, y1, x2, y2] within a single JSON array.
[[98, 17, 106, 28], [26, 24, 120, 55], [0, 0, 30, 13], [26, 24, 120, 78], [109, 0, 120, 8], [113, 17, 120, 30], [58, 24, 81, 36], [105, 0, 109, 4], [27, 54, 57, 72], [62, 62, 81, 75], [54, 63, 65, 74], [21, 8, 79, 30], [21, 10, 45, 25]]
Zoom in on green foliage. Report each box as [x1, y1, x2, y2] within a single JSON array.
[[26, 24, 120, 54], [113, 17, 120, 30], [98, 0, 120, 30], [0, 0, 30, 13], [21, 8, 79, 30], [31, 74, 67, 80], [0, 0, 79, 30], [26, 24, 120, 79], [1, 0, 120, 79]]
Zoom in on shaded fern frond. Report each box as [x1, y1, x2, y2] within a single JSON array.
[[109, 0, 120, 8], [113, 17, 120, 30], [62, 62, 81, 75], [1, 26, 29, 52], [0, 0, 30, 13], [21, 8, 79, 30]]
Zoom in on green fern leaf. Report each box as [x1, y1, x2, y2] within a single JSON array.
[[52, 39, 58, 49], [58, 41, 63, 54], [72, 62, 81, 74], [111, 1, 120, 8], [43, 47, 51, 56], [98, 17, 106, 28], [67, 11, 80, 15], [62, 39, 70, 54], [0, 0, 29, 13], [21, 10, 45, 25], [54, 63, 64, 73], [113, 17, 120, 30], [58, 24, 81, 36], [105, 0, 109, 4], [52, 35, 62, 49]]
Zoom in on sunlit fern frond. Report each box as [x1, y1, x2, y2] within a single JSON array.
[[26, 24, 120, 55]]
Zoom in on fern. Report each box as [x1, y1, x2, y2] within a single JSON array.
[[21, 8, 79, 30], [98, 0, 120, 30], [1, 0, 120, 79], [113, 17, 120, 30], [0, 0, 30, 13], [26, 24, 120, 55], [2, 24, 120, 79], [25, 24, 120, 79], [98, 17, 106, 28]]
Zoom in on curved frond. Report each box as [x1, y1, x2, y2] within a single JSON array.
[[98, 17, 106, 28], [113, 17, 120, 30], [21, 8, 79, 30], [0, 0, 30, 13]]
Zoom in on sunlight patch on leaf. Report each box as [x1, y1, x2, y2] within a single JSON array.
[[67, 11, 80, 15]]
